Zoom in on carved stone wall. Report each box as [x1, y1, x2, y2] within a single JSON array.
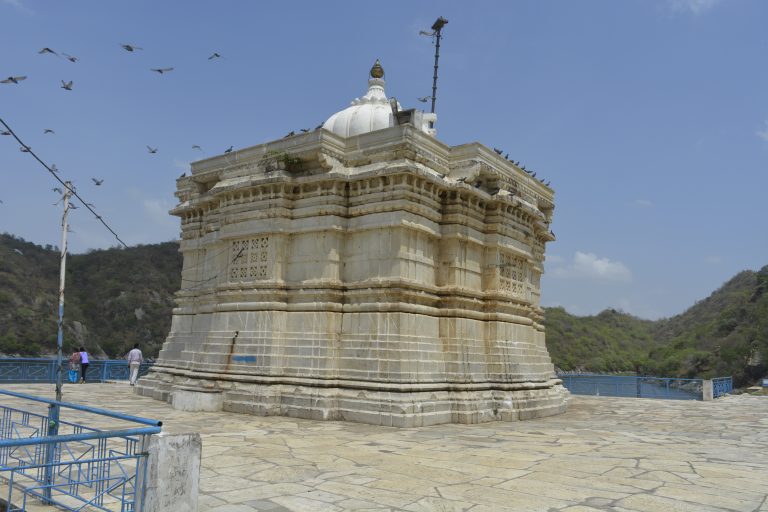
[[137, 125, 568, 426]]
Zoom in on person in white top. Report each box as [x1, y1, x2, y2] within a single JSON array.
[[126, 343, 144, 386]]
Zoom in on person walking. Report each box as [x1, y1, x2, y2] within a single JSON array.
[[126, 343, 144, 386], [68, 350, 81, 383], [78, 347, 89, 383]]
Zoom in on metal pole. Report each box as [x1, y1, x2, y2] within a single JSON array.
[[55, 182, 72, 402], [45, 181, 72, 501], [430, 17, 448, 114]]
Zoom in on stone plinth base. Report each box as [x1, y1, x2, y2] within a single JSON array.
[[141, 433, 202, 512], [137, 368, 569, 427], [171, 387, 224, 412]]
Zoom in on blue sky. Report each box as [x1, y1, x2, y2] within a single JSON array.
[[1, 0, 766, 320]]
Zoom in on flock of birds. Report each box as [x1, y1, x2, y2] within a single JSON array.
[[2, 44, 226, 161], [4, 43, 553, 209], [1, 43, 234, 204], [492, 147, 551, 187]]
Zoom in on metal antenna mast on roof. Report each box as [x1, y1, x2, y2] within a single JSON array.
[[420, 16, 448, 114]]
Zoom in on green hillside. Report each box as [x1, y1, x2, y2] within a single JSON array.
[[544, 267, 768, 385], [1, 233, 766, 386], [0, 233, 181, 359], [543, 307, 656, 374], [648, 267, 768, 383]]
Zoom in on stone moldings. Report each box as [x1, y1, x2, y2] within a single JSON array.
[[137, 125, 569, 426]]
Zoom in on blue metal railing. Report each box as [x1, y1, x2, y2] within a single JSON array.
[[558, 374, 734, 400], [0, 388, 162, 511], [0, 359, 154, 384], [712, 377, 733, 398], [559, 374, 704, 400]]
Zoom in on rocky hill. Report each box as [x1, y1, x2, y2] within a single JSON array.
[[544, 266, 768, 385], [0, 233, 180, 359], [1, 233, 766, 386]]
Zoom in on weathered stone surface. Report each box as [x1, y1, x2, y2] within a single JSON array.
[[137, 94, 567, 425], [142, 432, 202, 512], [3, 386, 768, 511]]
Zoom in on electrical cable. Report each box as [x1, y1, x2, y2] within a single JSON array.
[[0, 116, 129, 248]]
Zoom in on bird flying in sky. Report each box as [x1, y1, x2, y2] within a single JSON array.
[[1, 76, 27, 84], [208, 52, 222, 60], [62, 53, 79, 63], [121, 44, 143, 52], [150, 67, 174, 74], [1, 131, 10, 136], [224, 145, 233, 153], [38, 47, 58, 56], [192, 145, 203, 151], [417, 96, 429, 103], [60, 80, 73, 90], [91, 178, 104, 186], [43, 129, 55, 134], [146, 146, 158, 154]]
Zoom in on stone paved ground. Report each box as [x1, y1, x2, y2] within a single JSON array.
[[3, 383, 768, 511]]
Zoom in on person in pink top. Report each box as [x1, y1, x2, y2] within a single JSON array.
[[79, 347, 89, 383], [126, 343, 144, 386]]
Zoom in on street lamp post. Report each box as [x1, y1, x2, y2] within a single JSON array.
[[429, 16, 448, 114], [45, 180, 72, 502], [54, 181, 73, 402]]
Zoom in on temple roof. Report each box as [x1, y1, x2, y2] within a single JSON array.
[[322, 60, 398, 138]]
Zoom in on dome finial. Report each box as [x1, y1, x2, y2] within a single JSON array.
[[370, 59, 385, 79]]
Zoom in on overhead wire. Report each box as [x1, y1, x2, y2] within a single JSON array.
[[0, 116, 129, 248], [2, 116, 253, 291]]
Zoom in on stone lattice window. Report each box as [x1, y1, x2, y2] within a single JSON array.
[[499, 253, 526, 299], [229, 237, 270, 282]]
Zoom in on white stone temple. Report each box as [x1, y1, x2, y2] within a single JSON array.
[[137, 60, 569, 426]]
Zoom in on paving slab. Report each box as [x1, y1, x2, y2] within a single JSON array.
[[1, 383, 766, 511]]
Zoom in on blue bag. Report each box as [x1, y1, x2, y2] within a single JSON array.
[[68, 369, 79, 383]]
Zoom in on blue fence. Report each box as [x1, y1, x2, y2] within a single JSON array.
[[0, 388, 162, 511], [0, 359, 153, 384], [712, 377, 733, 397], [558, 374, 733, 400]]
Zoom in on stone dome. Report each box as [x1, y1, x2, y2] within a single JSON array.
[[323, 60, 398, 138]]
